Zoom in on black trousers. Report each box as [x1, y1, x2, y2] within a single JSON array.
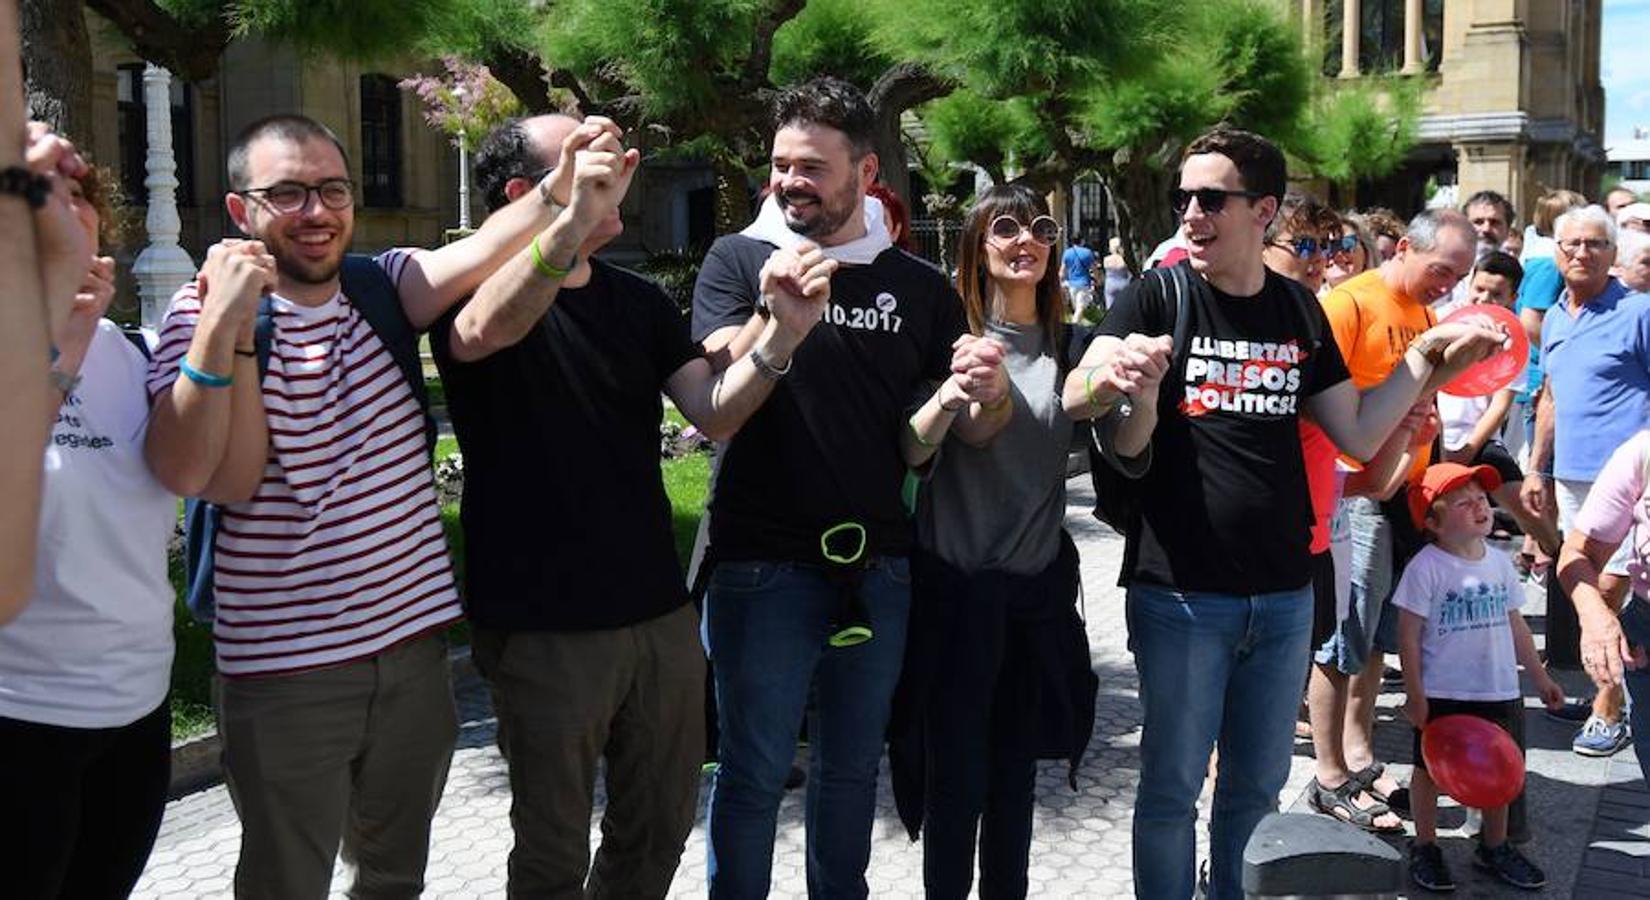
[[0, 700, 171, 899]]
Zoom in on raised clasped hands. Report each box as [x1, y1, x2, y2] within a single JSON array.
[[24, 121, 92, 338], [759, 240, 838, 339], [564, 125, 641, 235], [197, 239, 277, 340]]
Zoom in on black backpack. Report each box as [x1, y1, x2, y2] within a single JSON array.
[[179, 255, 437, 624]]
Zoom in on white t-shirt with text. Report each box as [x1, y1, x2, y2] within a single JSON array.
[[1391, 542, 1525, 702], [0, 321, 176, 728]]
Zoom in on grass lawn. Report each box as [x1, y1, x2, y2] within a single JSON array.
[[168, 421, 710, 742]]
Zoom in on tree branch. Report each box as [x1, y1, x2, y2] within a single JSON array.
[[86, 0, 231, 82], [549, 68, 600, 118], [486, 46, 553, 115], [740, 0, 806, 90], [868, 62, 954, 118]]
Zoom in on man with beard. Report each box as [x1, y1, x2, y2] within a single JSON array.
[[690, 77, 1010, 897], [143, 113, 611, 897]]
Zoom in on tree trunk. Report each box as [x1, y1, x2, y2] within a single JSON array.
[[22, 0, 92, 139], [868, 62, 954, 208], [1100, 159, 1177, 272]]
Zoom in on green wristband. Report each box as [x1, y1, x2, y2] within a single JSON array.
[[529, 236, 575, 280], [908, 419, 937, 449]]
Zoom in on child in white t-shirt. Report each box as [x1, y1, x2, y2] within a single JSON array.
[[1433, 253, 1561, 564], [1394, 463, 1564, 893]]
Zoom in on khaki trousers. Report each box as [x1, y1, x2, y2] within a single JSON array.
[[216, 633, 458, 899], [473, 603, 705, 899]]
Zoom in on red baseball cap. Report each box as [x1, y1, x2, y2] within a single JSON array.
[[1409, 462, 1503, 529]]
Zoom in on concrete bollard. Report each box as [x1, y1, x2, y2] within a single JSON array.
[[1243, 812, 1402, 899]]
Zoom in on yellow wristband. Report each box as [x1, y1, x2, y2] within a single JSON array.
[[1084, 365, 1103, 408], [529, 236, 575, 280], [907, 419, 938, 449]]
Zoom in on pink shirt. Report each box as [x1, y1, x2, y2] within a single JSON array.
[[1574, 430, 1650, 599]]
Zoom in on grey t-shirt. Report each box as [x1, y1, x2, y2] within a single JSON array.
[[917, 320, 1077, 575]]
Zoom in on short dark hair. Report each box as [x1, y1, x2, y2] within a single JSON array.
[[1183, 127, 1287, 202], [474, 118, 538, 213], [227, 115, 349, 191], [1474, 249, 1524, 292], [1266, 192, 1340, 242], [771, 77, 876, 158], [1463, 189, 1515, 226]]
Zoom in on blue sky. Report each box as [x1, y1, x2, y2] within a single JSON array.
[[1604, 0, 1650, 146]]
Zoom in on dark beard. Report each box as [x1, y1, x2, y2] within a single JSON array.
[[779, 183, 859, 238]]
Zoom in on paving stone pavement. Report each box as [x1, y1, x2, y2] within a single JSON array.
[[134, 478, 1650, 897]]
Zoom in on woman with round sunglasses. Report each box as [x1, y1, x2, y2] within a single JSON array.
[[892, 184, 1095, 899], [0, 156, 178, 897]]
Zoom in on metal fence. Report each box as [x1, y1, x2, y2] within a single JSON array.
[[909, 218, 962, 273]]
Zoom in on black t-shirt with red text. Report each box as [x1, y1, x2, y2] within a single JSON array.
[[691, 235, 966, 563], [1100, 263, 1351, 594]]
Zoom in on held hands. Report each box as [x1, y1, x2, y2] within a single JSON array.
[[197, 240, 277, 338], [564, 127, 641, 235], [538, 116, 623, 211], [759, 240, 838, 339], [1088, 333, 1173, 405], [946, 334, 1008, 408], [24, 121, 92, 337]]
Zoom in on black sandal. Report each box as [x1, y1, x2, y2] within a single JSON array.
[[1309, 778, 1405, 834], [1351, 762, 1411, 817]]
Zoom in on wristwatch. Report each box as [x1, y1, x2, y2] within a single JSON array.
[[1409, 333, 1448, 367]]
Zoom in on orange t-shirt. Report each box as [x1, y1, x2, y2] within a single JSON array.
[[1319, 269, 1435, 479]]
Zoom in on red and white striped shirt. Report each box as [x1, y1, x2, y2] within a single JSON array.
[[148, 252, 461, 677]]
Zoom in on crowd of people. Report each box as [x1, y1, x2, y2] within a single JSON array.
[[5, 11, 1650, 896]]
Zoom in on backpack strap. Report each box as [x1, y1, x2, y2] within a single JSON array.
[[340, 254, 437, 457]]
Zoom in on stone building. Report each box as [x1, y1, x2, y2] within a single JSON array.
[[1292, 0, 1605, 219]]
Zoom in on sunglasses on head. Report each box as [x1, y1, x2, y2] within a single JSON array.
[[988, 214, 1061, 246], [1169, 187, 1267, 217]]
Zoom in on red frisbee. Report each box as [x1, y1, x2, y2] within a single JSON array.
[[1421, 714, 1525, 808], [1437, 303, 1528, 398]]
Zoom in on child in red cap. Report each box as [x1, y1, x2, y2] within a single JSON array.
[[1394, 462, 1564, 893]]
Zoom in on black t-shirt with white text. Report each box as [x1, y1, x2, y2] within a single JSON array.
[[1099, 263, 1351, 594], [691, 235, 966, 563], [431, 260, 699, 631]]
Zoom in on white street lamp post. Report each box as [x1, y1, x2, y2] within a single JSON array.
[[454, 85, 471, 231]]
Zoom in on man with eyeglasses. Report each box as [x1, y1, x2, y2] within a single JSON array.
[[1062, 127, 1505, 899], [1524, 205, 1650, 761], [143, 113, 620, 897], [690, 77, 1009, 897]]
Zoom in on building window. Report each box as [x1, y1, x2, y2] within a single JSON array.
[[360, 74, 403, 208], [1323, 0, 1444, 76], [117, 64, 194, 207]]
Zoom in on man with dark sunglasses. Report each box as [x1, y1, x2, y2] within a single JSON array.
[[1061, 127, 1505, 899]]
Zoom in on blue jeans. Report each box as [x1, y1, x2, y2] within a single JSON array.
[[703, 558, 911, 899], [1316, 497, 1391, 674], [1127, 582, 1313, 900]]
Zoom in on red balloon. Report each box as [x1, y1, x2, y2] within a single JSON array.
[[1421, 714, 1525, 808], [1438, 303, 1529, 398]]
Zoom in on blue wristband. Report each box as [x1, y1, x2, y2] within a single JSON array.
[[180, 358, 233, 388]]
